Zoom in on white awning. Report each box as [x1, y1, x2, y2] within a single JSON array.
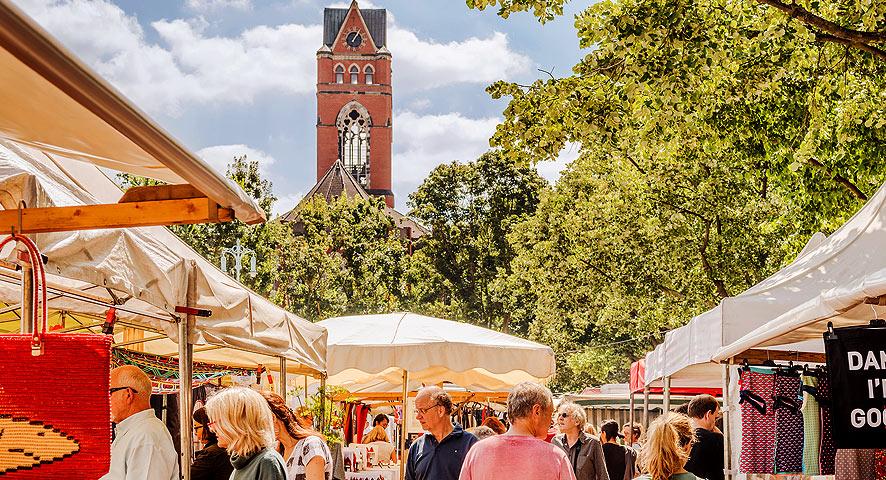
[[319, 312, 555, 391]]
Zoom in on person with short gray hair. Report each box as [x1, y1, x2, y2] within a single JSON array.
[[406, 386, 478, 480], [101, 366, 178, 480], [552, 402, 608, 480], [459, 382, 575, 480]]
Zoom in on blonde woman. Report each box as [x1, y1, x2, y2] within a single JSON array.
[[636, 413, 699, 480], [205, 387, 286, 480], [363, 422, 397, 463]]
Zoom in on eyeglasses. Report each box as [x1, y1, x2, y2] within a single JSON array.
[[109, 386, 137, 394], [415, 404, 441, 416]]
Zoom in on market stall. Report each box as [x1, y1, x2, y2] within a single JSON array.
[[707, 180, 886, 478], [318, 312, 556, 479], [0, 1, 326, 477]]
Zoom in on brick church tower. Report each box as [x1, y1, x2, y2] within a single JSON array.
[[317, 1, 393, 207]]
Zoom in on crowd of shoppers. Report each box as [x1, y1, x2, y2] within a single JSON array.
[[100, 369, 722, 480]]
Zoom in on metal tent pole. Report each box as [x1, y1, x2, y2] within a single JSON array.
[[628, 391, 635, 443], [279, 357, 287, 399], [178, 260, 197, 480], [722, 364, 732, 479], [319, 375, 327, 433], [642, 385, 650, 429], [663, 376, 671, 412], [400, 370, 408, 480]]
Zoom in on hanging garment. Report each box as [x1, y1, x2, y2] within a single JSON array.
[[819, 368, 836, 475], [739, 367, 776, 474], [773, 370, 803, 473], [801, 373, 821, 475], [354, 405, 368, 443], [875, 449, 886, 480], [835, 449, 876, 480]]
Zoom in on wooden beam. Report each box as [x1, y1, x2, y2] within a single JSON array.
[[0, 198, 233, 234], [727, 348, 825, 364], [118, 184, 205, 203], [865, 295, 886, 306]]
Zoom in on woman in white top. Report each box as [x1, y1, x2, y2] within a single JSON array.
[[260, 391, 332, 480], [363, 423, 397, 463]]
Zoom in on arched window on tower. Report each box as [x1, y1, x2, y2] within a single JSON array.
[[350, 65, 359, 84], [337, 104, 370, 186], [364, 65, 374, 85], [335, 65, 344, 84]]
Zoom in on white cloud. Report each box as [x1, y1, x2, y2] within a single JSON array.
[[186, 0, 251, 11], [391, 110, 499, 208], [272, 192, 304, 218], [389, 29, 531, 93], [537, 142, 580, 184], [15, 0, 530, 116], [409, 98, 432, 110], [196, 144, 277, 175]]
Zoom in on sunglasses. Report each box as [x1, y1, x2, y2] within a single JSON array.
[[109, 386, 138, 394], [558, 413, 570, 419]]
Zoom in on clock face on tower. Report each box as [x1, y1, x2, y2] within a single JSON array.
[[345, 32, 363, 48]]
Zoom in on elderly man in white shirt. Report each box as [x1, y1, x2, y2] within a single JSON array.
[[101, 365, 178, 480]]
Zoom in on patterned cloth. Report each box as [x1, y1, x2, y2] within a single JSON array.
[[773, 372, 803, 473], [286, 435, 333, 480], [739, 367, 776, 474], [875, 449, 886, 479], [801, 373, 821, 475], [819, 369, 836, 475], [835, 449, 875, 480]]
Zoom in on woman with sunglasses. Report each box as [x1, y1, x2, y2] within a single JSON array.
[[191, 407, 234, 480], [260, 391, 332, 480], [204, 387, 286, 480], [552, 402, 609, 480]]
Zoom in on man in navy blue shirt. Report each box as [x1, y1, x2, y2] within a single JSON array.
[[405, 386, 478, 480]]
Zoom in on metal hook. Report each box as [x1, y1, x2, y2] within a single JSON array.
[[17, 199, 26, 237]]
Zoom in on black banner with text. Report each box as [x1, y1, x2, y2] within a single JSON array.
[[824, 323, 886, 448]]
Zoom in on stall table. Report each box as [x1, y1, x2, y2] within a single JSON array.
[[345, 467, 399, 480]]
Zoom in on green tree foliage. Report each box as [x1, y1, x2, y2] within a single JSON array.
[[408, 152, 546, 330], [462, 0, 886, 389], [273, 195, 415, 321]]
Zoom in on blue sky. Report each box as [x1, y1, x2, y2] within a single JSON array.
[[13, 0, 586, 215]]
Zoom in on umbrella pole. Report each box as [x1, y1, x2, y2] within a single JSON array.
[[400, 370, 408, 480], [279, 357, 287, 400]]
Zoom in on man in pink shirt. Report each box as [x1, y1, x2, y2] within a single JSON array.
[[458, 382, 576, 480]]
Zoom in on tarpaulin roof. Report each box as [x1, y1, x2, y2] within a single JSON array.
[[644, 231, 828, 388], [713, 180, 886, 361], [0, 0, 265, 224], [318, 312, 555, 391], [0, 139, 326, 376]]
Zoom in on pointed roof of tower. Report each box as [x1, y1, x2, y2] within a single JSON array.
[[279, 160, 369, 223], [323, 2, 386, 49], [279, 160, 429, 240]]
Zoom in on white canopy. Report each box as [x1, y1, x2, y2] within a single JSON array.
[[644, 230, 829, 387], [319, 312, 555, 391], [0, 138, 327, 376], [713, 180, 886, 361], [0, 0, 265, 224]]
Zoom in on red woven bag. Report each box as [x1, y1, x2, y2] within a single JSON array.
[[0, 234, 112, 477]]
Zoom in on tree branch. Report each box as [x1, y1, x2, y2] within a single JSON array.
[[699, 221, 731, 299], [755, 0, 886, 44], [815, 33, 886, 62], [806, 158, 868, 201]]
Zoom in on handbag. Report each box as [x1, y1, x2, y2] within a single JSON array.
[[0, 234, 112, 477]]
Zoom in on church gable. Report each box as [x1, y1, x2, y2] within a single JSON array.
[[330, 3, 378, 54], [323, 3, 386, 51]]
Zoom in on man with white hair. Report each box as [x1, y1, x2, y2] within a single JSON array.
[[458, 382, 575, 480], [101, 365, 178, 480]]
